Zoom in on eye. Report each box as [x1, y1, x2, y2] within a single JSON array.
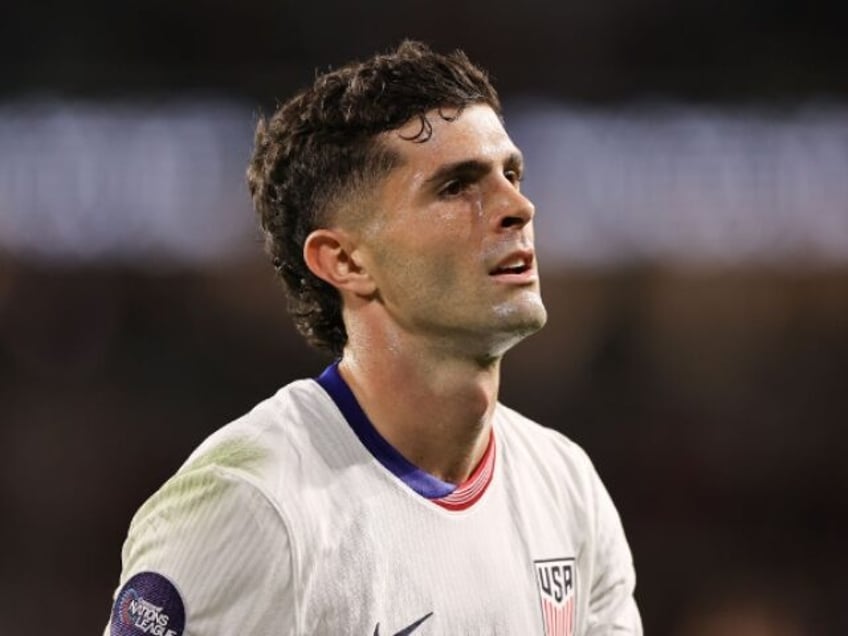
[[504, 169, 523, 187], [439, 179, 467, 198]]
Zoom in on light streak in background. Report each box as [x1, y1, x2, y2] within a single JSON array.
[[1, 99, 846, 267]]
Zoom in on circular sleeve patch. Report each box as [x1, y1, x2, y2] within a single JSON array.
[[110, 571, 186, 636]]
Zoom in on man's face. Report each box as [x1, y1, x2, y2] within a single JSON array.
[[356, 103, 547, 358]]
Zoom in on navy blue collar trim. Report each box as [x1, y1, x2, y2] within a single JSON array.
[[316, 361, 456, 499]]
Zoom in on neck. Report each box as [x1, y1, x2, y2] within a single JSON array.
[[338, 336, 502, 484]]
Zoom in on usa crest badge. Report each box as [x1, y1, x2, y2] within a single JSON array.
[[534, 558, 576, 636]]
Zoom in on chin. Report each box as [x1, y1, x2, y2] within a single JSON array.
[[514, 308, 548, 339], [486, 298, 548, 354], [497, 293, 547, 328]]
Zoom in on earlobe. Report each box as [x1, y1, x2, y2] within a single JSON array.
[[303, 229, 376, 297]]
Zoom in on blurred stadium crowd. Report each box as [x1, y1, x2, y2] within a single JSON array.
[[1, 1, 846, 634]]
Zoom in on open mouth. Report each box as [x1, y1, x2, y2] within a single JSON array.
[[489, 253, 533, 276]]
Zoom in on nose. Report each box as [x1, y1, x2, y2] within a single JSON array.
[[492, 177, 535, 231]]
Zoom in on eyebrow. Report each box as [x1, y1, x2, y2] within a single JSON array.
[[421, 151, 525, 191]]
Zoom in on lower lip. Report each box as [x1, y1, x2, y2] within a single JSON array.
[[489, 269, 538, 284]]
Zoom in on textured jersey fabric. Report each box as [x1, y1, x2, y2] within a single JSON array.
[[106, 370, 641, 635]]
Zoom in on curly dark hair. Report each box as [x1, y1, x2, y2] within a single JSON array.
[[247, 40, 501, 356]]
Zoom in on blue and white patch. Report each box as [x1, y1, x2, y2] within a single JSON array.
[[111, 571, 186, 636]]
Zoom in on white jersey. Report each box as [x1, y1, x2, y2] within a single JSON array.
[[106, 364, 641, 635]]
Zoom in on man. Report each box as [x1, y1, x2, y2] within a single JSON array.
[[106, 41, 641, 635]]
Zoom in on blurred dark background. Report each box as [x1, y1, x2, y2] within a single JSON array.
[[2, 1, 847, 634]]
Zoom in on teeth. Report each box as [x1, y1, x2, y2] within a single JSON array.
[[500, 258, 525, 270], [491, 254, 532, 275]]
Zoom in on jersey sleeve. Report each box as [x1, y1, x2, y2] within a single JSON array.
[[585, 467, 643, 635], [104, 465, 295, 636]]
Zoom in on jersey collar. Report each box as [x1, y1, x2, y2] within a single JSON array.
[[316, 361, 495, 509]]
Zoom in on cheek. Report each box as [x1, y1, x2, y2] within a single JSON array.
[[370, 217, 476, 301], [406, 252, 462, 298], [393, 252, 469, 312]]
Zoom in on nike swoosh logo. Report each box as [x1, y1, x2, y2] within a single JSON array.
[[373, 611, 433, 636]]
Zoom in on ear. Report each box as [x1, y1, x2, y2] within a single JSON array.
[[303, 229, 376, 297]]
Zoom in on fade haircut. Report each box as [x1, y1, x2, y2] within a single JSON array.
[[247, 40, 501, 356]]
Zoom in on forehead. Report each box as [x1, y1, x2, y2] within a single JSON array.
[[380, 104, 518, 176]]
